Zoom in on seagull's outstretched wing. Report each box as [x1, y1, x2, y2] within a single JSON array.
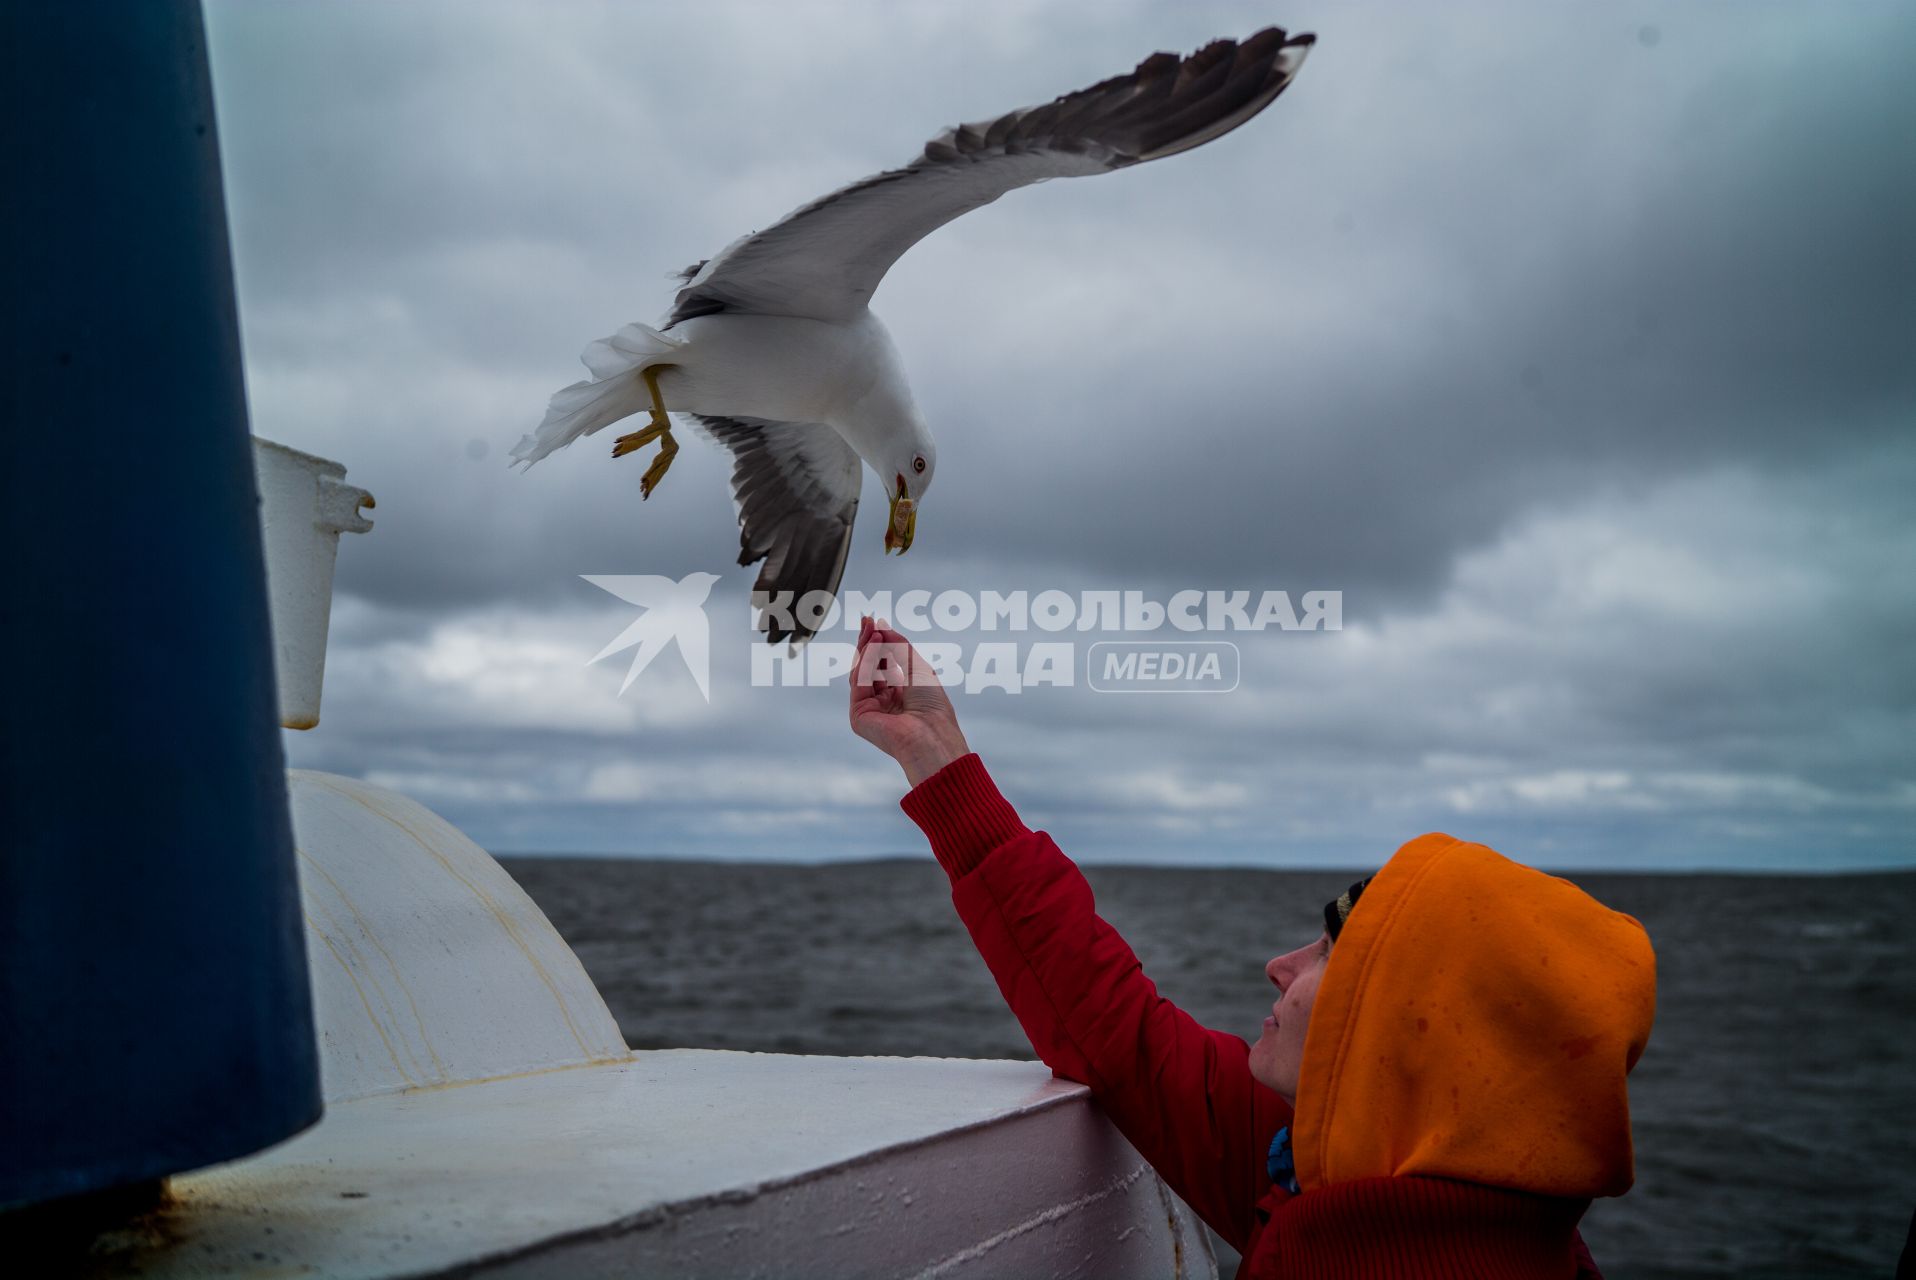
[[667, 27, 1314, 327], [692, 417, 862, 647]]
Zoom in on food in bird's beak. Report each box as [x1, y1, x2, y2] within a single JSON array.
[[885, 475, 916, 554]]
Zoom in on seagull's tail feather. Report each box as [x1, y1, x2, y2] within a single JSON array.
[[510, 322, 682, 467]]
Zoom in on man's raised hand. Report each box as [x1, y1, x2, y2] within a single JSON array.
[[847, 617, 970, 788]]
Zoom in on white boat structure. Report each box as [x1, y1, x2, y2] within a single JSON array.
[[78, 445, 1216, 1280]]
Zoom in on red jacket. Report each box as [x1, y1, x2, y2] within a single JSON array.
[[902, 754, 1652, 1280]]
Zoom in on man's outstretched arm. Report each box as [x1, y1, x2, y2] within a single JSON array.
[[848, 621, 1288, 1248]]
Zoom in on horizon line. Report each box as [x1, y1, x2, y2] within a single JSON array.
[[491, 849, 1916, 877]]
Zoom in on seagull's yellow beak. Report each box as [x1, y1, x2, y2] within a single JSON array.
[[884, 473, 916, 555]]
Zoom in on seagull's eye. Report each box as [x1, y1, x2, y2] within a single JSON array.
[[913, 456, 926, 474]]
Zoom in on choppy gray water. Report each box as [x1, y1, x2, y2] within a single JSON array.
[[505, 857, 1915, 1279]]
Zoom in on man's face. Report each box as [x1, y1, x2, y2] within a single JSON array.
[[1247, 932, 1331, 1102]]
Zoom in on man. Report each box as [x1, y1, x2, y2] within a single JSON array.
[[847, 619, 1656, 1279]]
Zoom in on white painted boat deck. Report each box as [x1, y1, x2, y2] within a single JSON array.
[[134, 1051, 1207, 1278], [76, 769, 1214, 1277]]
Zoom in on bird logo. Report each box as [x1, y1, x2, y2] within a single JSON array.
[[581, 572, 722, 700]]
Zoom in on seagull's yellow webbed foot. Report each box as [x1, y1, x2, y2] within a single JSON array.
[[612, 364, 680, 500], [611, 416, 668, 459]]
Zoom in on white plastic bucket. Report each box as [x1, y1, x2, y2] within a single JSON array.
[[253, 438, 374, 730]]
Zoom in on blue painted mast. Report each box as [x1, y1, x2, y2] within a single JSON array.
[[0, 0, 323, 1207]]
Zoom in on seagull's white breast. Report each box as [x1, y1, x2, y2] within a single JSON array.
[[656, 312, 907, 428]]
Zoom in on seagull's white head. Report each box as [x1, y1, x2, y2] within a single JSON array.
[[835, 353, 936, 555], [881, 430, 934, 556]]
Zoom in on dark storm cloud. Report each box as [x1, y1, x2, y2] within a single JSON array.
[[885, 8, 1916, 605]]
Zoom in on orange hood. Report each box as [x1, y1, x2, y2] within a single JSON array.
[[1292, 833, 1656, 1199]]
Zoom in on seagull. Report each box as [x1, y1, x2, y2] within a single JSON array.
[[513, 27, 1315, 644]]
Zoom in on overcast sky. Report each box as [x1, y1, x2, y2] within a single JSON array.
[[204, 2, 1915, 871]]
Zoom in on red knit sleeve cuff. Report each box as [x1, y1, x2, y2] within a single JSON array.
[[899, 753, 1030, 880]]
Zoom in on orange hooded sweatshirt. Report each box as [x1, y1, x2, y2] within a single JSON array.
[[1294, 832, 1658, 1200]]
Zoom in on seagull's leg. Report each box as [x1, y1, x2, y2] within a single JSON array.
[[638, 430, 679, 500], [611, 364, 681, 499]]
